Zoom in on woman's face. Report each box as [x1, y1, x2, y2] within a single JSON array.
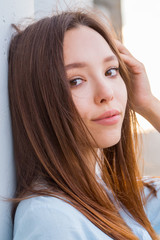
[[63, 26, 127, 148]]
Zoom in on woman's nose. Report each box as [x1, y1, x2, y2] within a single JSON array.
[[93, 78, 114, 104]]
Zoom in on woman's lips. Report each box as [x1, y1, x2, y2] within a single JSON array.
[[92, 110, 121, 126]]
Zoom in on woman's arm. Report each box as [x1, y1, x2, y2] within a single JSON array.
[[137, 95, 160, 132], [116, 40, 160, 132], [144, 178, 160, 234]]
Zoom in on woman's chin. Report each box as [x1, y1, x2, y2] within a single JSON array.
[[94, 133, 121, 149]]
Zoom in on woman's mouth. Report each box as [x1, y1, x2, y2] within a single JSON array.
[[92, 110, 121, 126]]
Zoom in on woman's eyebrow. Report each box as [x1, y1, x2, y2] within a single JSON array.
[[65, 62, 86, 71], [104, 55, 118, 63], [65, 55, 118, 71]]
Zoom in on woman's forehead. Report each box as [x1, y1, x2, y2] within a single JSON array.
[[63, 26, 117, 66]]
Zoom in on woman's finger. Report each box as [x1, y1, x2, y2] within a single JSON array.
[[119, 53, 144, 74], [115, 40, 134, 57]]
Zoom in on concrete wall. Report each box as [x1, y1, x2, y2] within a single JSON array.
[[0, 1, 34, 239], [34, 0, 93, 19]]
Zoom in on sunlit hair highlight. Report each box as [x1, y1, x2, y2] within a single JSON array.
[[8, 10, 158, 240]]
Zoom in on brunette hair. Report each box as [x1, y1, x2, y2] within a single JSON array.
[[8, 10, 158, 239]]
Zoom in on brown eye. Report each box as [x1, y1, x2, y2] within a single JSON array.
[[105, 68, 119, 77], [69, 78, 83, 87]]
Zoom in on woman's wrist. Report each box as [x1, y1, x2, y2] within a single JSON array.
[[137, 95, 160, 132]]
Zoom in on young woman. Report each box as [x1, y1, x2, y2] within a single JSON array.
[[8, 10, 160, 240]]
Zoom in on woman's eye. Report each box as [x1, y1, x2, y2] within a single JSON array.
[[105, 68, 119, 77], [69, 78, 83, 87]]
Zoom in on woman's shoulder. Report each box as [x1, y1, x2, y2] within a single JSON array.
[[14, 195, 79, 220], [143, 177, 160, 199], [143, 177, 160, 234], [13, 195, 111, 240], [14, 195, 89, 229]]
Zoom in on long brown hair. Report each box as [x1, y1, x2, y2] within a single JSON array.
[[8, 10, 158, 239]]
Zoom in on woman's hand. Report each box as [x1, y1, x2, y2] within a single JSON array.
[[116, 40, 152, 113], [116, 40, 160, 132]]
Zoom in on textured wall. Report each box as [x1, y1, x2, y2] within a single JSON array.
[[34, 0, 93, 19], [0, 1, 34, 240]]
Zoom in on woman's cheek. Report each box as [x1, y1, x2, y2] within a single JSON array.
[[117, 79, 128, 107], [72, 94, 89, 119]]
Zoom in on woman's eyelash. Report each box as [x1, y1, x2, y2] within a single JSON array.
[[69, 78, 84, 88], [105, 67, 119, 77]]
